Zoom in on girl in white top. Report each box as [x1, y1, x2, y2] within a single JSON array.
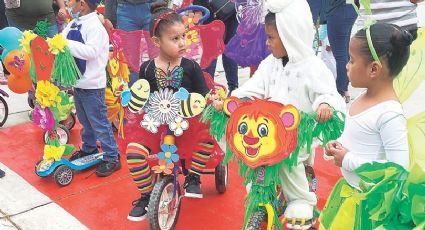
[[321, 22, 414, 230], [325, 23, 413, 186]]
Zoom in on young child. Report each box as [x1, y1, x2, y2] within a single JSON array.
[[63, 0, 121, 176], [226, 0, 345, 229], [320, 23, 412, 229], [125, 8, 212, 221]]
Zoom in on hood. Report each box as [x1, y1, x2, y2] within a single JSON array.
[[265, 0, 315, 63]]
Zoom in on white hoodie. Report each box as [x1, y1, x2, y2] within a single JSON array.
[[62, 12, 109, 89], [232, 0, 345, 113]]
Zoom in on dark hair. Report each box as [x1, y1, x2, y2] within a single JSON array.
[[81, 0, 97, 12], [149, 6, 184, 37], [354, 23, 413, 77], [264, 12, 276, 28]]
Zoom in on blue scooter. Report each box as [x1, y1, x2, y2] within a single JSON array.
[[35, 152, 104, 186]]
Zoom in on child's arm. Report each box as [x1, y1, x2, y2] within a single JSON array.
[[65, 26, 108, 61], [307, 62, 345, 112], [335, 113, 409, 170], [231, 57, 269, 99]]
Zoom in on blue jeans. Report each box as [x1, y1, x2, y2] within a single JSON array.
[[6, 16, 58, 38], [117, 2, 152, 86], [205, 15, 239, 92], [327, 4, 357, 96], [74, 88, 119, 162]]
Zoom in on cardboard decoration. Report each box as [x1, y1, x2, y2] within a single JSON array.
[[224, 97, 300, 168], [31, 36, 54, 81]]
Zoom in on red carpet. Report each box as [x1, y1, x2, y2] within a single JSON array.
[[0, 121, 341, 229]]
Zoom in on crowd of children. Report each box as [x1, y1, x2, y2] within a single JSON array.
[[1, 0, 424, 229]]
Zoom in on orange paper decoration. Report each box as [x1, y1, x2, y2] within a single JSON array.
[[4, 49, 31, 76], [7, 74, 33, 94], [31, 36, 54, 81]]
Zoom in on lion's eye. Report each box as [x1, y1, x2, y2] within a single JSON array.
[[238, 122, 248, 134], [258, 124, 268, 137]]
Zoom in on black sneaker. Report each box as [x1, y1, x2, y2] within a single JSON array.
[[127, 195, 150, 222], [95, 160, 121, 177], [0, 169, 5, 178], [68, 148, 99, 161], [184, 173, 203, 198]]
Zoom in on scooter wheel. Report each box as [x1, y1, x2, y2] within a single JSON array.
[[53, 165, 73, 187]]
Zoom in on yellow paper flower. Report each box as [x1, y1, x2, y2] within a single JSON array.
[[43, 144, 65, 161], [35, 80, 62, 108], [186, 30, 199, 46], [19, 30, 37, 53], [47, 34, 68, 55]]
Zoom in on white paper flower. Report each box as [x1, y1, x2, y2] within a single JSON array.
[[148, 88, 180, 124], [140, 114, 160, 133], [169, 116, 189, 136]]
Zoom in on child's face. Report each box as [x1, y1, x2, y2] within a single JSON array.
[[346, 38, 370, 88], [67, 0, 83, 14], [155, 23, 187, 60], [265, 24, 287, 59]]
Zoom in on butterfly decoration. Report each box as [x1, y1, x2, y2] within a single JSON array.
[[9, 55, 25, 71], [155, 66, 184, 89]]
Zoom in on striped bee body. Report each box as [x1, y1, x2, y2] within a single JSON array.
[[179, 93, 206, 118], [128, 79, 150, 113]]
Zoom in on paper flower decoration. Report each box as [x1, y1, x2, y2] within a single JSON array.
[[148, 88, 180, 124], [43, 144, 66, 161], [32, 106, 56, 131], [169, 116, 189, 136], [186, 30, 199, 46], [152, 160, 174, 174], [47, 34, 68, 55], [140, 113, 160, 133], [158, 144, 179, 165], [35, 80, 62, 108], [183, 12, 202, 29], [19, 30, 37, 53]]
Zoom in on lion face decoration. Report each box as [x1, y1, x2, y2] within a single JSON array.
[[224, 97, 300, 168]]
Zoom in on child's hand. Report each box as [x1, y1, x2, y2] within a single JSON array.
[[212, 100, 224, 111], [316, 103, 333, 122], [325, 141, 348, 167]]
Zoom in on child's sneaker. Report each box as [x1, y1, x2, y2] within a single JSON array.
[[96, 159, 121, 177], [184, 173, 203, 198], [128, 194, 150, 222], [68, 148, 99, 161]]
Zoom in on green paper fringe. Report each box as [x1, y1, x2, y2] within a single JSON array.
[[52, 47, 82, 87], [200, 104, 229, 141], [33, 20, 50, 39], [284, 111, 345, 170], [353, 162, 425, 229], [240, 163, 285, 229], [29, 52, 37, 83]]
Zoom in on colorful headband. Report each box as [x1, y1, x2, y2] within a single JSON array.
[[351, 1, 382, 66], [152, 11, 175, 36]]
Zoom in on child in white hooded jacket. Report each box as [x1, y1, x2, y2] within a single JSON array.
[[229, 0, 345, 228]]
